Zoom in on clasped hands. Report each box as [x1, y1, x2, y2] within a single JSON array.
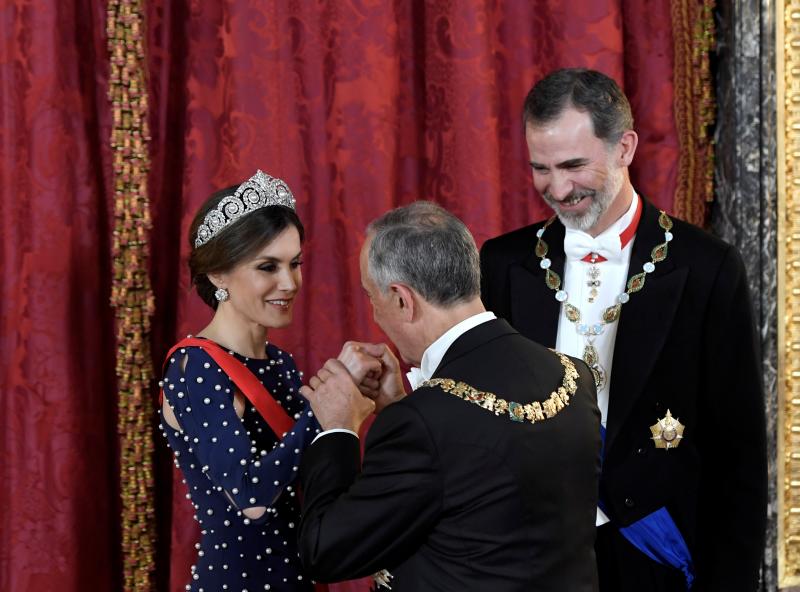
[[299, 342, 407, 432]]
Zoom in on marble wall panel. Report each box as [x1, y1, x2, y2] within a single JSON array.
[[713, 0, 778, 589]]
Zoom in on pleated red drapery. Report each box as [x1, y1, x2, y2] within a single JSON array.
[[0, 1, 120, 590], [2, 1, 687, 590]]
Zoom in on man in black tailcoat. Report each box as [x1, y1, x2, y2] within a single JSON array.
[[297, 201, 601, 591], [480, 68, 767, 591]]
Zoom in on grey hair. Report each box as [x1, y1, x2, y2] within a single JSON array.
[[523, 68, 633, 145], [366, 201, 480, 307]]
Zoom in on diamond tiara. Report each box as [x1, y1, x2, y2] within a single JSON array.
[[194, 170, 297, 247]]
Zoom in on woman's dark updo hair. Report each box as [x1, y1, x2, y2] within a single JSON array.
[[188, 184, 305, 309]]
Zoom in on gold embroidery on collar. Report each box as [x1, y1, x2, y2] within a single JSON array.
[[420, 351, 578, 424]]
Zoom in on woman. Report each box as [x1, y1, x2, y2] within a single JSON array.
[[159, 170, 319, 591]]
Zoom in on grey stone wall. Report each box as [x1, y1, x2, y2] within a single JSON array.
[[713, 0, 778, 589]]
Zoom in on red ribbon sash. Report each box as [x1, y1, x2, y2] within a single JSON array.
[[580, 195, 644, 262], [159, 337, 295, 437]]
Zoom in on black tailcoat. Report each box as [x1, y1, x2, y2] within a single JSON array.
[[479, 199, 767, 591], [299, 318, 601, 591]]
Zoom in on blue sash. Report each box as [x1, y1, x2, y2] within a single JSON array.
[[599, 425, 695, 589]]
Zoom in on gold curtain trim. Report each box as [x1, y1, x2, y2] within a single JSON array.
[[671, 0, 716, 226], [107, 0, 156, 589], [778, 1, 800, 586]]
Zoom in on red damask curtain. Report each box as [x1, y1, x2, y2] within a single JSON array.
[[1, 1, 698, 590], [0, 1, 120, 590], [151, 4, 681, 586]]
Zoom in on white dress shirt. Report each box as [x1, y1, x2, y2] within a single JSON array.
[[556, 192, 640, 525], [406, 311, 497, 389]]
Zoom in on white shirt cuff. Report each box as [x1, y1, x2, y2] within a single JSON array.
[[312, 428, 359, 444]]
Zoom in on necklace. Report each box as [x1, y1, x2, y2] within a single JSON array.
[[534, 210, 674, 388], [420, 350, 578, 424]]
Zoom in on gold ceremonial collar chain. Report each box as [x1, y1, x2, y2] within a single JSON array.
[[420, 350, 578, 424], [534, 211, 674, 387]]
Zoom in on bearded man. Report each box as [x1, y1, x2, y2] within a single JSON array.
[[480, 68, 766, 592]]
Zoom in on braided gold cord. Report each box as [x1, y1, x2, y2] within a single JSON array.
[[107, 0, 155, 589], [671, 0, 716, 226]]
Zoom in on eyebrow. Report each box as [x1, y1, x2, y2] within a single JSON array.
[[254, 251, 303, 263], [530, 158, 589, 169]]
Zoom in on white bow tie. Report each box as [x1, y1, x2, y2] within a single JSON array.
[[406, 367, 426, 390], [563, 230, 622, 262]]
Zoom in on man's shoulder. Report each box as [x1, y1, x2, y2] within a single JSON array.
[[666, 214, 742, 273], [413, 333, 580, 401], [400, 343, 596, 440], [669, 214, 728, 250], [480, 220, 548, 260]]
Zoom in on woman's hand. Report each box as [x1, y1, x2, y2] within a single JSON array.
[[338, 341, 407, 413]]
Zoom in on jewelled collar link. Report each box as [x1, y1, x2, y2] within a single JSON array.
[[534, 211, 674, 304], [420, 351, 578, 425], [534, 211, 674, 387]]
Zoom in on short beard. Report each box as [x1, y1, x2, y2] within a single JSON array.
[[544, 167, 624, 233]]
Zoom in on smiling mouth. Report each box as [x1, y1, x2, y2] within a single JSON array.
[[266, 299, 292, 308], [562, 193, 589, 206]]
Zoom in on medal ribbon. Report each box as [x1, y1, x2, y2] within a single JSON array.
[[574, 194, 643, 262]]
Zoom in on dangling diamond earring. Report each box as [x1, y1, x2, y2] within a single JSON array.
[[214, 287, 229, 302]]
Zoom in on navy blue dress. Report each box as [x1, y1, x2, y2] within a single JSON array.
[[159, 339, 319, 591]]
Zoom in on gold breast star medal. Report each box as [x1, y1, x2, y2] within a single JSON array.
[[650, 409, 685, 449]]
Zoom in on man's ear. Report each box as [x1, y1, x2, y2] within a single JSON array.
[[617, 130, 638, 167], [390, 283, 417, 322]]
